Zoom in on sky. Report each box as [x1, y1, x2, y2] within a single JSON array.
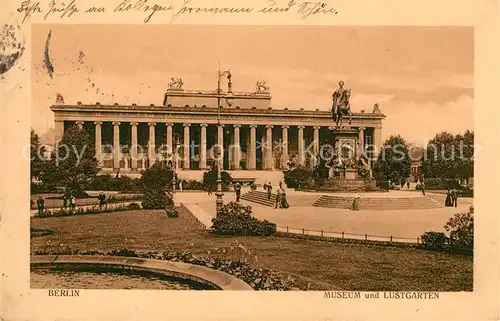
[[31, 25, 473, 145]]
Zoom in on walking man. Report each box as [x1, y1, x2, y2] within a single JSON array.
[[266, 182, 272, 200], [70, 195, 76, 210], [36, 196, 45, 216]]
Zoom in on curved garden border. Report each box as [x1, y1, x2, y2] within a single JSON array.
[[31, 255, 253, 290]]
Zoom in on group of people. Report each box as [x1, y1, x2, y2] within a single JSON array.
[[31, 193, 78, 216], [62, 193, 77, 210], [264, 181, 289, 209], [445, 189, 459, 207]]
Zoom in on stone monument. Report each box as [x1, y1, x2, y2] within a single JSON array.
[[311, 81, 377, 192]]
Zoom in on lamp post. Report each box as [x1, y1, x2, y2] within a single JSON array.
[[215, 68, 234, 215]]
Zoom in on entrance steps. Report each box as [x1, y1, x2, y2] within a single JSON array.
[[240, 191, 277, 207], [313, 195, 442, 210], [240, 191, 321, 207]]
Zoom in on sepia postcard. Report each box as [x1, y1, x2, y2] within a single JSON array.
[[1, 0, 499, 320]]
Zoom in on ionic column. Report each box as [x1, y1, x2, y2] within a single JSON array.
[[266, 125, 273, 170], [249, 125, 257, 170], [313, 126, 320, 167], [148, 122, 156, 168], [217, 125, 224, 169], [130, 122, 138, 170], [166, 123, 174, 162], [94, 121, 102, 167], [112, 121, 121, 170], [297, 125, 305, 166], [183, 123, 190, 169], [54, 120, 64, 143], [373, 127, 382, 159], [358, 127, 365, 156], [233, 124, 241, 170], [75, 120, 84, 129], [281, 125, 289, 169], [200, 124, 207, 170]]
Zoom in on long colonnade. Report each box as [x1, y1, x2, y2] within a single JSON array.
[[67, 120, 378, 171]]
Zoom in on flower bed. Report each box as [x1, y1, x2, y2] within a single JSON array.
[[32, 248, 296, 291], [34, 203, 143, 219]]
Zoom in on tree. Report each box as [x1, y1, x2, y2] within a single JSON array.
[[373, 135, 411, 183], [141, 161, 174, 191], [420, 130, 474, 180], [202, 166, 232, 191], [444, 210, 474, 249], [30, 129, 47, 182], [140, 162, 174, 209], [43, 125, 99, 196]]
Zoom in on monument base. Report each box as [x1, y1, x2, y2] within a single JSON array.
[[313, 178, 378, 192]]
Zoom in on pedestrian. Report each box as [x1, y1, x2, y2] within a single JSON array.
[[207, 184, 213, 196], [352, 192, 360, 211], [98, 193, 106, 208], [421, 182, 426, 196], [63, 194, 68, 209], [179, 180, 183, 192], [445, 189, 452, 207], [70, 195, 76, 210], [406, 180, 410, 189], [36, 196, 45, 216], [266, 182, 272, 200], [275, 185, 282, 209], [451, 188, 458, 207], [235, 182, 241, 202]]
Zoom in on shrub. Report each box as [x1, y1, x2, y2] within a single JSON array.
[[211, 202, 277, 236], [86, 175, 144, 193], [376, 181, 390, 190], [165, 207, 180, 218], [141, 189, 173, 209], [420, 232, 448, 250], [127, 202, 142, 210], [180, 180, 203, 190], [457, 188, 473, 197], [445, 211, 474, 249], [202, 167, 232, 191], [415, 184, 423, 190], [31, 182, 58, 194], [283, 166, 314, 188]]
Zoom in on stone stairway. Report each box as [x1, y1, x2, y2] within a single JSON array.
[[313, 195, 442, 210], [240, 191, 277, 207], [312, 196, 354, 209]]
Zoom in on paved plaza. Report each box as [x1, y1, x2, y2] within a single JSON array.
[[176, 189, 473, 240]]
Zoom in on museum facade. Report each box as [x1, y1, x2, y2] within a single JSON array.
[[50, 85, 385, 174]]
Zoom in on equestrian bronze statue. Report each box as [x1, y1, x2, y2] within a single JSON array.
[[331, 80, 352, 128]]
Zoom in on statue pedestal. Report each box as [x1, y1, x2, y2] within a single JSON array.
[[167, 88, 184, 92], [345, 168, 357, 180]]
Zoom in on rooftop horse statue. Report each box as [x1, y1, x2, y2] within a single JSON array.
[[331, 80, 352, 128]]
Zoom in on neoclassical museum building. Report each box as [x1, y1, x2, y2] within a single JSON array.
[[50, 80, 385, 176]]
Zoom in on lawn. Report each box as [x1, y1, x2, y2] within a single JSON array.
[[30, 208, 473, 291]]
